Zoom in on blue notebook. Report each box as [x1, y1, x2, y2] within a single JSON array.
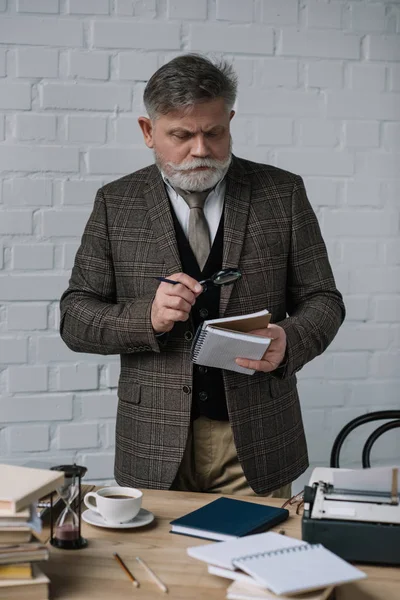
[[169, 497, 289, 541]]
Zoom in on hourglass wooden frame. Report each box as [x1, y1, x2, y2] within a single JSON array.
[[49, 464, 88, 550]]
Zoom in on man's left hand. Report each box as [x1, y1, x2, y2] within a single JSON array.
[[235, 324, 287, 373]]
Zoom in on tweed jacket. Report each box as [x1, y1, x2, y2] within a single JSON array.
[[60, 155, 345, 494]]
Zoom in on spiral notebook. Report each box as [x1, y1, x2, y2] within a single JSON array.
[[232, 543, 366, 596], [191, 309, 271, 374], [188, 531, 304, 570]]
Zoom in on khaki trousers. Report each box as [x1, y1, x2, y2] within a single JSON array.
[[171, 416, 292, 498]]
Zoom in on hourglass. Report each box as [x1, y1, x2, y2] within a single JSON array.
[[50, 464, 88, 550]]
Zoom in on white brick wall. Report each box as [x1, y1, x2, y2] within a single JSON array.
[[12, 244, 54, 269], [0, 1, 399, 487], [15, 114, 57, 141], [16, 48, 59, 78], [3, 179, 53, 206], [0, 49, 5, 76], [8, 425, 49, 452], [68, 51, 109, 80], [216, 0, 253, 22], [7, 303, 48, 330], [190, 24, 274, 54], [0, 82, 31, 109], [67, 116, 107, 143]]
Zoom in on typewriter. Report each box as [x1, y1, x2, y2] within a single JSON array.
[[302, 466, 400, 565]]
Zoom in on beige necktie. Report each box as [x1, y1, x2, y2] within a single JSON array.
[[175, 188, 211, 270]]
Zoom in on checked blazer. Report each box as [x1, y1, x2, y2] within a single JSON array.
[[60, 155, 345, 495]]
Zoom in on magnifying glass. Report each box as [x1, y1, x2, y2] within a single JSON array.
[[198, 268, 242, 293], [155, 268, 242, 293]]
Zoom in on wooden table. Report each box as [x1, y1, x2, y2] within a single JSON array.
[[41, 489, 400, 600]]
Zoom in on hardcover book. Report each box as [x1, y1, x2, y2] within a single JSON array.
[[170, 497, 288, 541], [0, 464, 64, 514]]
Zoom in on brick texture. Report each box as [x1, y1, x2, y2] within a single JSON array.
[[0, 1, 398, 485]]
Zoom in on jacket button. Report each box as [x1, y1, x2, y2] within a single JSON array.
[[182, 385, 191, 394], [199, 308, 209, 318], [198, 365, 208, 374], [184, 331, 193, 341], [199, 391, 208, 402]]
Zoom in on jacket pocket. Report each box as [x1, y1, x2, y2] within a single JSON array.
[[241, 236, 283, 261], [269, 375, 297, 399], [117, 380, 141, 405]]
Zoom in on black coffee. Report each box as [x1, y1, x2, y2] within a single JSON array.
[[104, 494, 134, 499]]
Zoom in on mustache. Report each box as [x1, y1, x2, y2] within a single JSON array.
[[165, 157, 231, 172]]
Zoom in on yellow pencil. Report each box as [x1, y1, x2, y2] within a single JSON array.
[[113, 552, 140, 588]]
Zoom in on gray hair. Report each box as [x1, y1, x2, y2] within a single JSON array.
[[143, 54, 238, 120]]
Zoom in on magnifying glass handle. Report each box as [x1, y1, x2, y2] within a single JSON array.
[[198, 279, 211, 293]]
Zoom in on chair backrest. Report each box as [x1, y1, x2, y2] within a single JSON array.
[[330, 410, 400, 468]]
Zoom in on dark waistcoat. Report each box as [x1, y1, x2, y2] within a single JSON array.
[[171, 209, 229, 421]]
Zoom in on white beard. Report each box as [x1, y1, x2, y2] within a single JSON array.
[[154, 142, 232, 192]]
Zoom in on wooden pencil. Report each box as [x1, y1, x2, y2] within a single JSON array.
[[136, 556, 168, 593], [113, 552, 140, 588]]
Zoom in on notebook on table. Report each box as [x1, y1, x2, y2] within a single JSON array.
[[0, 543, 49, 566], [0, 562, 33, 580], [191, 309, 271, 374], [0, 565, 49, 600], [0, 464, 64, 514], [187, 531, 304, 569], [0, 507, 30, 521], [171, 497, 288, 541], [0, 527, 32, 543], [226, 580, 334, 600], [232, 543, 366, 596]]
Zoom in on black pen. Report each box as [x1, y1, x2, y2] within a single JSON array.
[[155, 276, 180, 285]]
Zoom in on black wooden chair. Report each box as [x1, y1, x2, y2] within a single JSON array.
[[330, 410, 400, 468]]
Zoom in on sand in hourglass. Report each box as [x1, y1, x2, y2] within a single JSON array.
[[55, 523, 80, 541]]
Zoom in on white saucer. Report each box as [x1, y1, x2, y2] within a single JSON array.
[[82, 508, 154, 529]]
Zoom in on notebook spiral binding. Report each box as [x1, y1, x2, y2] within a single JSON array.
[[191, 327, 208, 362], [234, 543, 321, 563]]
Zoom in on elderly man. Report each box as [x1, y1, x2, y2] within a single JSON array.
[[60, 54, 345, 497]]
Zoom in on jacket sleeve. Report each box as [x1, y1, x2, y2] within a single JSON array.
[[275, 176, 345, 378], [60, 189, 161, 356]]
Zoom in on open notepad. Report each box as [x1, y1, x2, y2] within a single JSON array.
[[232, 543, 366, 595], [191, 309, 271, 374], [187, 531, 366, 596]]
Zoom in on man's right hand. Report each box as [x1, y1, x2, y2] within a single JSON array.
[[151, 273, 203, 333]]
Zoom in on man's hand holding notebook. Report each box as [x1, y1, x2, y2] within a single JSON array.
[[191, 309, 274, 374], [235, 323, 287, 374]]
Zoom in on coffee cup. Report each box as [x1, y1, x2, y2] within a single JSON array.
[[84, 486, 143, 524]]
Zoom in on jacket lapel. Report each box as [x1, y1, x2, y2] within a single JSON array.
[[142, 158, 251, 315], [143, 165, 182, 275], [220, 156, 251, 316]]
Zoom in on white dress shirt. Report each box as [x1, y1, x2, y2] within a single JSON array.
[[163, 176, 226, 244]]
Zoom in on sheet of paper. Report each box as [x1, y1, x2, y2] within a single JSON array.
[[233, 543, 366, 596], [333, 466, 399, 494]]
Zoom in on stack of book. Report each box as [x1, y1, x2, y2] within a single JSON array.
[[0, 543, 50, 600], [0, 464, 64, 600]]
